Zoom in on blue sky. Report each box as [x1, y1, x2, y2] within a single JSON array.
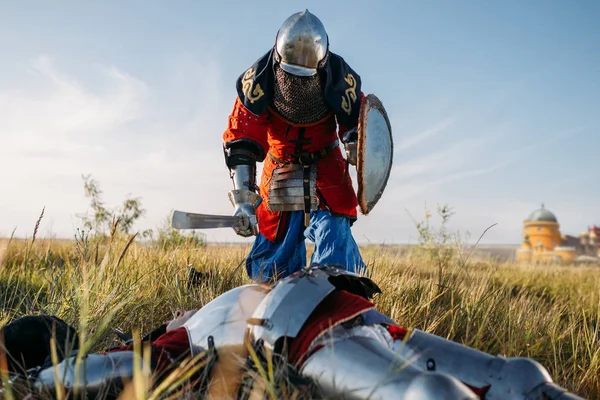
[[0, 0, 598, 244]]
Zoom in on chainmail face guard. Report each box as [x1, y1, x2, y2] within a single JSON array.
[[272, 64, 331, 125]]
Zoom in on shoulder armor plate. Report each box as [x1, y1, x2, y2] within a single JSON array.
[[248, 265, 381, 351], [184, 284, 269, 355]]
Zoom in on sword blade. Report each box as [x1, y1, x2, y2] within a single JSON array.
[[171, 210, 241, 230]]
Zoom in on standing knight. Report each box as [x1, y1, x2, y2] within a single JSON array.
[[222, 10, 372, 282]]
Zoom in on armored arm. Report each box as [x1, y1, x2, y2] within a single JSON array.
[[33, 352, 137, 399], [226, 162, 262, 237], [338, 92, 366, 166], [341, 127, 358, 166], [222, 98, 269, 237]]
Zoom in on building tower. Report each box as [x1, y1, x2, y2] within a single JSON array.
[[516, 204, 576, 263]]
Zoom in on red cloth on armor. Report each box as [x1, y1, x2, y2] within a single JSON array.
[[223, 93, 366, 242], [151, 327, 192, 360], [287, 290, 374, 367], [387, 324, 408, 341]]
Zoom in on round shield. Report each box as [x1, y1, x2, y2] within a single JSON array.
[[357, 94, 393, 215]]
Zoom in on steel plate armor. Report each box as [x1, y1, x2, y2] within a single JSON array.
[[267, 164, 318, 212], [228, 164, 262, 237], [391, 329, 584, 400], [248, 266, 381, 351], [34, 352, 136, 398], [183, 284, 269, 356], [300, 326, 478, 400], [25, 265, 585, 400]]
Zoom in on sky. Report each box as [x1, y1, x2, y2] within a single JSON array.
[[0, 0, 598, 245]]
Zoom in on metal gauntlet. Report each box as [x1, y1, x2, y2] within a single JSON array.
[[342, 127, 358, 166], [229, 164, 262, 237]]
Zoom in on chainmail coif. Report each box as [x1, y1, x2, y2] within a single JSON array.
[[272, 64, 331, 125]]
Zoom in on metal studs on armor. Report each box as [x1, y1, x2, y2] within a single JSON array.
[[427, 359, 436, 371]]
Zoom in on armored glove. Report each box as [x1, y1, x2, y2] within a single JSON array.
[[228, 164, 261, 237], [228, 189, 261, 237], [342, 127, 358, 166]]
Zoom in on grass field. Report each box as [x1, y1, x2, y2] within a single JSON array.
[[0, 232, 599, 399]]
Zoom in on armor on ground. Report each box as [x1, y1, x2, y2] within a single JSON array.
[[242, 265, 583, 399], [27, 266, 586, 399], [33, 351, 136, 399], [183, 284, 269, 356], [300, 325, 478, 400], [392, 328, 584, 399]]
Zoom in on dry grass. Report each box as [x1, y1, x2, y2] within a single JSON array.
[[0, 239, 9, 269], [0, 234, 598, 399]]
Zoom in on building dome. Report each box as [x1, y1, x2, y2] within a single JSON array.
[[528, 204, 557, 222]]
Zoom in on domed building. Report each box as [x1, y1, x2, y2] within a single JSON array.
[[516, 204, 577, 263]]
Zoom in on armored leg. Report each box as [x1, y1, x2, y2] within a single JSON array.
[[393, 329, 585, 400], [299, 325, 478, 400]]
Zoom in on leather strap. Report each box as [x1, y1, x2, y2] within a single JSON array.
[[303, 165, 312, 226], [268, 139, 339, 165]]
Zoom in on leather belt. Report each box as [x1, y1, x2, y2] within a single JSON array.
[[268, 140, 339, 166]]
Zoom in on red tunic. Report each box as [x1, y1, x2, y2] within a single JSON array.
[[223, 94, 365, 242]]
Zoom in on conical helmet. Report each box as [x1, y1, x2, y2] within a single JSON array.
[[274, 10, 329, 76]]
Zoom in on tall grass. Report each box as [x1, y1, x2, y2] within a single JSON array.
[[0, 232, 598, 398]]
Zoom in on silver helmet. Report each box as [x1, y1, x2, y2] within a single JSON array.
[[274, 10, 329, 76]]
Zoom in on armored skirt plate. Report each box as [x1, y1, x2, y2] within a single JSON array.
[[267, 163, 319, 212]]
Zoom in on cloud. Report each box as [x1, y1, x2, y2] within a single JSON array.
[[504, 126, 588, 162], [393, 134, 497, 181], [2, 54, 503, 244], [0, 57, 148, 180], [6, 56, 148, 138], [387, 159, 511, 204], [396, 117, 456, 151], [0, 55, 240, 241], [2, 54, 592, 247]]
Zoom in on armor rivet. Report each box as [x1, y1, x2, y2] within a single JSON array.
[[304, 196, 309, 199], [304, 179, 308, 183], [426, 359, 436, 371]]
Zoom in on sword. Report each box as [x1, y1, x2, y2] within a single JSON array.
[[171, 210, 244, 230]]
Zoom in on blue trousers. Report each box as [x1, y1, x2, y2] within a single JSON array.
[[245, 210, 367, 283]]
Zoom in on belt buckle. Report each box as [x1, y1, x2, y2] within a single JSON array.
[[297, 152, 312, 165]]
